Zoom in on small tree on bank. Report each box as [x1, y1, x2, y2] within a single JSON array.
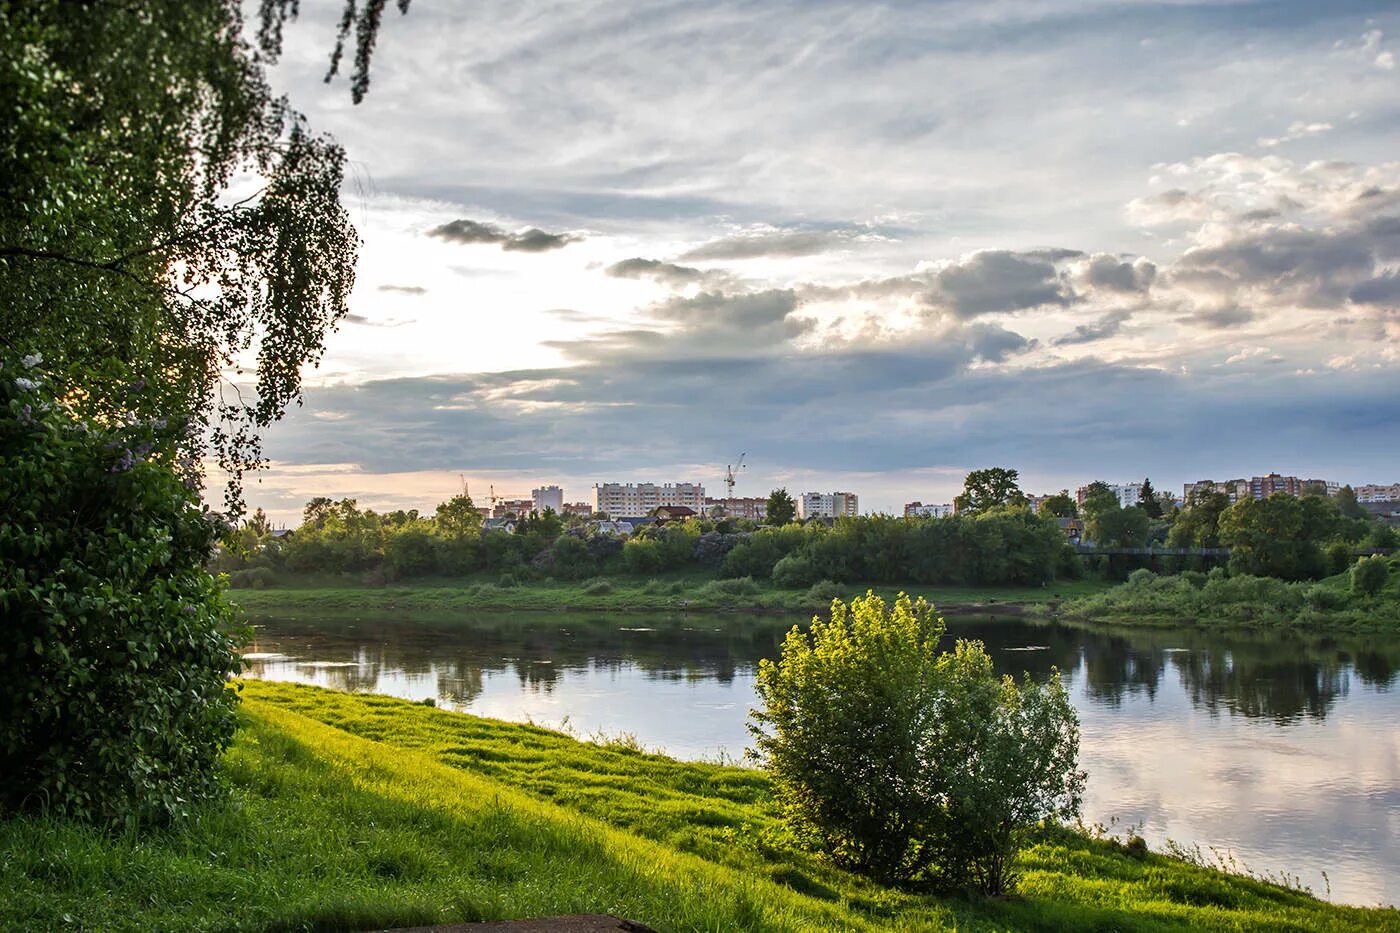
[[750, 592, 1084, 892]]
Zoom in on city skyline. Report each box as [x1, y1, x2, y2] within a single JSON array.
[[234, 1, 1400, 525]]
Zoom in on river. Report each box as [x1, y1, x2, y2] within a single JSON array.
[[241, 609, 1400, 907]]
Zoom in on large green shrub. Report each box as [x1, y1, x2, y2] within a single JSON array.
[[0, 359, 243, 827], [750, 592, 1082, 891], [1351, 555, 1390, 597]]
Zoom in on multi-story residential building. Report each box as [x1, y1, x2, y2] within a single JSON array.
[[1354, 483, 1400, 503], [704, 496, 768, 520], [1076, 483, 1143, 509], [904, 501, 954, 518], [592, 482, 705, 516], [799, 491, 859, 519], [1184, 474, 1337, 503], [491, 498, 535, 519], [531, 485, 564, 514], [562, 501, 593, 517]]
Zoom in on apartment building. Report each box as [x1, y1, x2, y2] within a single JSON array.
[[531, 485, 564, 514], [1076, 483, 1143, 508], [1355, 483, 1400, 503], [704, 496, 768, 520], [593, 482, 706, 515], [491, 498, 534, 519], [904, 501, 954, 518], [562, 501, 593, 517], [1183, 474, 1337, 503], [799, 491, 859, 519]]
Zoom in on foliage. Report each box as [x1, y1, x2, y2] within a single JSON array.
[[954, 467, 1026, 515], [771, 553, 820, 588], [1351, 555, 1389, 597], [1039, 490, 1077, 518], [0, 3, 381, 512], [1138, 478, 1163, 519], [0, 359, 243, 827], [1219, 495, 1336, 581], [765, 487, 797, 525], [1058, 565, 1400, 632], [1079, 484, 1150, 548], [751, 593, 1083, 890]]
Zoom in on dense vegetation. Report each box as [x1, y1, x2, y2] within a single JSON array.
[[2, 681, 1393, 932], [1057, 559, 1400, 632], [222, 495, 1079, 589], [0, 356, 243, 826]]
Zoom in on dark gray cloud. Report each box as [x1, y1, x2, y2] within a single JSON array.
[[929, 250, 1072, 318], [343, 313, 413, 328], [503, 227, 578, 252], [605, 257, 709, 285], [1180, 306, 1255, 329], [1170, 227, 1378, 306], [680, 229, 853, 260], [427, 218, 578, 252], [1081, 254, 1157, 293], [1350, 273, 1400, 306], [1053, 310, 1133, 346], [376, 284, 428, 295], [262, 351, 1400, 496]]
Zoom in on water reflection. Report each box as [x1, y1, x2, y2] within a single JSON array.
[[242, 609, 1400, 907]]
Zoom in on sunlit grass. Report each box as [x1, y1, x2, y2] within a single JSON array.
[[3, 680, 1395, 931]]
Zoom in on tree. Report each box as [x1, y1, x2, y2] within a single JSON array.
[[2, 2, 410, 513], [766, 488, 797, 525], [954, 468, 1026, 515], [435, 493, 483, 539], [1039, 490, 1077, 519], [1, 358, 242, 826], [1351, 555, 1390, 596], [750, 592, 1083, 891], [1138, 477, 1163, 519], [1335, 485, 1369, 521], [1218, 494, 1335, 580]]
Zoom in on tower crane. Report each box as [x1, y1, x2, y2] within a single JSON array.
[[724, 453, 747, 500]]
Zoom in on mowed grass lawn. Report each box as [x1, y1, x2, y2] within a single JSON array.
[[3, 680, 1395, 932]]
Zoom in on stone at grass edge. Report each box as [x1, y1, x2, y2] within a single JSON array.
[[377, 916, 658, 933]]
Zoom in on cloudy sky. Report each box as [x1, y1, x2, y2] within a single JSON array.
[[242, 0, 1400, 523]]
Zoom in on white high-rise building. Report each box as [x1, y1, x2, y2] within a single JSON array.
[[592, 482, 706, 516], [531, 485, 565, 514], [799, 491, 859, 519], [904, 501, 954, 518]]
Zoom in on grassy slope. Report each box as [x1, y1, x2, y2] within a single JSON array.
[[1054, 558, 1400, 632], [5, 681, 1393, 932], [229, 575, 1114, 616]]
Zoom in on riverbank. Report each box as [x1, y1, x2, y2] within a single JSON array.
[[1052, 561, 1400, 633], [228, 574, 1113, 616], [2, 680, 1393, 931]]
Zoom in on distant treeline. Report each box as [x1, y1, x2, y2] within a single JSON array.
[[220, 472, 1397, 588]]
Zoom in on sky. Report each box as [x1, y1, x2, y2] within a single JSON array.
[[242, 0, 1400, 524]]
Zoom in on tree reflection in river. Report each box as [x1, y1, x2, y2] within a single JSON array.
[[243, 609, 1400, 724]]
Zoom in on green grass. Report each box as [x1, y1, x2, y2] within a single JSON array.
[[1054, 559, 1400, 632], [4, 681, 1394, 931], [228, 573, 1114, 616]]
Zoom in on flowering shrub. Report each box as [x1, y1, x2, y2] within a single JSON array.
[[0, 356, 243, 827]]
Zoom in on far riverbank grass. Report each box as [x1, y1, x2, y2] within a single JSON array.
[[1052, 559, 1400, 633], [3, 680, 1395, 931], [228, 573, 1114, 616]]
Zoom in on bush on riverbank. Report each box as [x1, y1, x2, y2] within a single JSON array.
[[5, 681, 1393, 931], [752, 593, 1083, 892]]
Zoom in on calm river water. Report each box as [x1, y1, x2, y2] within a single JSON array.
[[242, 609, 1400, 907]]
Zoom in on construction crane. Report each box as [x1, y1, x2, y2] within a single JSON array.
[[724, 453, 747, 500]]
